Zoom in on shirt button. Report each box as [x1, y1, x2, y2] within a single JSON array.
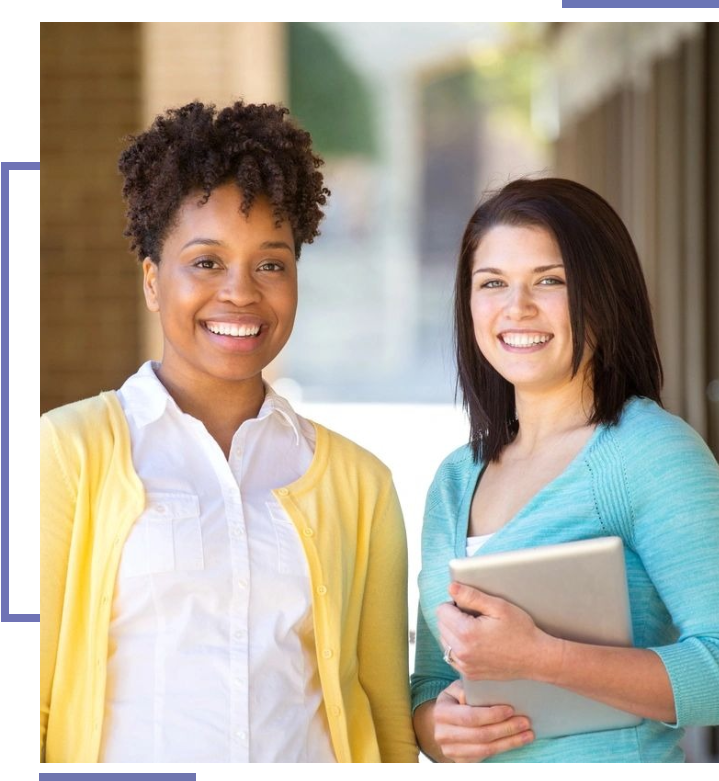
[[330, 705, 341, 717], [322, 648, 333, 659], [156, 504, 166, 515], [317, 585, 327, 595], [303, 527, 314, 537], [278, 488, 289, 496], [237, 579, 247, 589], [237, 730, 247, 741]]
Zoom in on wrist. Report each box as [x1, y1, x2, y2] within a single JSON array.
[[532, 633, 566, 684]]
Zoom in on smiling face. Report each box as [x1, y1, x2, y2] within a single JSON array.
[[143, 183, 297, 397], [470, 224, 588, 396]]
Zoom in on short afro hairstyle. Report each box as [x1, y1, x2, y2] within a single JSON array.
[[118, 100, 330, 261]]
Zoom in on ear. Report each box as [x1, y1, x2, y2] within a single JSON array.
[[142, 257, 160, 312]]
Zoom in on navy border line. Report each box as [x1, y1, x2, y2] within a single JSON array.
[[40, 775, 196, 780], [563, 1, 719, 6]]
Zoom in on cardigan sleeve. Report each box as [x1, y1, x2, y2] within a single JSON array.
[[40, 414, 77, 760], [356, 479, 418, 762], [612, 410, 719, 727]]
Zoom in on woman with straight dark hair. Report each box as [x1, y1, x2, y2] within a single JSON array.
[[412, 178, 719, 762]]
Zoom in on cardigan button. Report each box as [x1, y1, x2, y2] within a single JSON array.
[[278, 488, 289, 496], [322, 648, 333, 659], [303, 527, 314, 537], [330, 705, 341, 717], [317, 585, 327, 595]]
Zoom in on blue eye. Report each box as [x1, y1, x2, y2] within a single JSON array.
[[480, 279, 505, 289], [539, 277, 564, 286]]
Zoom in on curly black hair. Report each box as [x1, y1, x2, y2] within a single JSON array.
[[118, 100, 330, 261]]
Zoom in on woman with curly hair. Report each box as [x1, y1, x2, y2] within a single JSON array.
[[40, 101, 418, 764]]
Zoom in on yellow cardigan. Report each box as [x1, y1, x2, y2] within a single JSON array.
[[40, 392, 418, 763]]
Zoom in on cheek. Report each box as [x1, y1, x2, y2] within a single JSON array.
[[470, 298, 493, 343]]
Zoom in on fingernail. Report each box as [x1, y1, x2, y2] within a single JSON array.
[[448, 583, 459, 595], [522, 730, 534, 743]]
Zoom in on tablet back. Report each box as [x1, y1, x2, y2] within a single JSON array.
[[449, 536, 642, 739]]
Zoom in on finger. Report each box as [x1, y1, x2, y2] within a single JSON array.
[[437, 601, 477, 642], [444, 728, 534, 763], [437, 715, 531, 747], [448, 583, 507, 616], [435, 700, 515, 729]]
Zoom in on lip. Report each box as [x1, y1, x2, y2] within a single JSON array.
[[497, 330, 553, 354], [201, 316, 270, 353], [203, 315, 265, 327]]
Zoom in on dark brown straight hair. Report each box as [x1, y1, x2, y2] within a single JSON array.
[[455, 177, 663, 463]]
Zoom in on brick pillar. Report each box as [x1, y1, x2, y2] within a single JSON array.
[[40, 22, 143, 412]]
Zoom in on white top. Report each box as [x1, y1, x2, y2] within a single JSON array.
[[99, 361, 335, 762], [466, 533, 494, 557]]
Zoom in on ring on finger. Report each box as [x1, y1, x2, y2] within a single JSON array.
[[443, 645, 453, 665]]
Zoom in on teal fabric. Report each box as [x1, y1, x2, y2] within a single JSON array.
[[412, 397, 719, 762]]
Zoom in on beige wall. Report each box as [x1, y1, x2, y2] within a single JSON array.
[[553, 23, 719, 459]]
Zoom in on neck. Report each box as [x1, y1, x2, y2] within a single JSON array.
[[512, 374, 594, 456], [154, 363, 265, 444]]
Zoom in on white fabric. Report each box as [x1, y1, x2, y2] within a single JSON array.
[[465, 533, 494, 557], [99, 361, 335, 763]]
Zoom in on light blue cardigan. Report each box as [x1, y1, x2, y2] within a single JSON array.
[[412, 397, 719, 762]]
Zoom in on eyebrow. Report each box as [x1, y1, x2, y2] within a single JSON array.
[[180, 238, 295, 252], [472, 263, 564, 276]]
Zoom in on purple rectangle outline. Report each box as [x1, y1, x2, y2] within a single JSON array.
[[1, 161, 41, 622], [40, 775, 196, 780], [563, 1, 719, 6]]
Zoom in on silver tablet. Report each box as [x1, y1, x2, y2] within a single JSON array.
[[449, 536, 642, 739]]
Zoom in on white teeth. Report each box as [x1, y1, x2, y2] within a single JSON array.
[[206, 323, 260, 337], [501, 333, 550, 347]]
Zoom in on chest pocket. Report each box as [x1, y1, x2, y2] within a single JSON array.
[[265, 499, 309, 578], [119, 492, 203, 578]]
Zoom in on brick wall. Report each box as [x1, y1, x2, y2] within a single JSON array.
[[40, 22, 143, 412]]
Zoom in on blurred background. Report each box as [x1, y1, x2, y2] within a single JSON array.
[[41, 22, 719, 761]]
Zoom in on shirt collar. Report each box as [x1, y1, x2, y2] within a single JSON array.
[[120, 361, 303, 445]]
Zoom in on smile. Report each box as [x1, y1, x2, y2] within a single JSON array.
[[499, 332, 552, 348], [205, 321, 261, 338], [202, 321, 269, 355]]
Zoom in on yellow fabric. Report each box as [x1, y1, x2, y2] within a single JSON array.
[[40, 392, 418, 763]]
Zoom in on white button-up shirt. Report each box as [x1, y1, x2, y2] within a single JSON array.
[[99, 362, 336, 762]]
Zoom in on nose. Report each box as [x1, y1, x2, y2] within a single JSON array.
[[217, 266, 261, 306], [505, 284, 537, 320]]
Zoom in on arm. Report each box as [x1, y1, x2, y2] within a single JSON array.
[[356, 479, 418, 762], [621, 417, 719, 726], [439, 584, 675, 722], [438, 414, 719, 727], [40, 415, 76, 760], [412, 596, 533, 761]]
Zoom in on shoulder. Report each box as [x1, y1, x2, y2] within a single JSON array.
[[41, 392, 126, 456], [424, 442, 478, 514], [607, 397, 717, 468], [313, 422, 394, 483]]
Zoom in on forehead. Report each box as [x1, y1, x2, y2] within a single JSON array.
[[473, 224, 562, 270], [167, 183, 294, 246]]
